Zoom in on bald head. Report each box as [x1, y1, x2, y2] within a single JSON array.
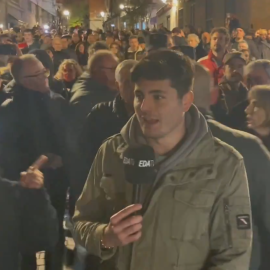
[[88, 50, 118, 89], [88, 50, 118, 75], [193, 63, 212, 110], [11, 55, 43, 82], [11, 55, 49, 92]]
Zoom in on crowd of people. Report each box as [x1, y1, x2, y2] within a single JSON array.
[[1, 22, 270, 270]]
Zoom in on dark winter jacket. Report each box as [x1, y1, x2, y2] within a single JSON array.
[[68, 72, 116, 152], [52, 50, 70, 75], [21, 41, 40, 54], [69, 95, 130, 215], [0, 179, 58, 270], [202, 112, 270, 270], [125, 47, 145, 61], [257, 40, 270, 60], [0, 84, 69, 181], [211, 80, 248, 126]]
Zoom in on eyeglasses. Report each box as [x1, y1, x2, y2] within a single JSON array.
[[24, 69, 50, 78]]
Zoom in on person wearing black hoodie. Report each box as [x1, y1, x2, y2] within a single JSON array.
[[194, 62, 270, 270], [0, 156, 58, 270]]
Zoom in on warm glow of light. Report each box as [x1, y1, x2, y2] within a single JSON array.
[[119, 4, 125, 9], [0, 24, 3, 29], [43, 24, 49, 30], [162, 0, 166, 3], [63, 10, 70, 16], [100, 11, 105, 17], [172, 0, 178, 6]]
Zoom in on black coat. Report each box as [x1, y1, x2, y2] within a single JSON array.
[[0, 84, 69, 181], [52, 50, 70, 75], [69, 95, 130, 215], [0, 179, 58, 270]]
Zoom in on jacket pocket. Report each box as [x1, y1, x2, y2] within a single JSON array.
[[171, 188, 214, 241]]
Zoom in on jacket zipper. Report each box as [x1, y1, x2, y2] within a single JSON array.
[[224, 198, 233, 248]]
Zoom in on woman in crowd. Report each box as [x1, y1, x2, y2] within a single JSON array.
[[75, 42, 88, 69], [245, 85, 270, 150], [54, 59, 83, 100], [110, 42, 124, 62]]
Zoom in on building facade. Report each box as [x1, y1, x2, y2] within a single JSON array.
[[0, 0, 56, 29], [102, 0, 270, 32]]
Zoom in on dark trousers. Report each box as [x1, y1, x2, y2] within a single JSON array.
[[21, 168, 68, 270]]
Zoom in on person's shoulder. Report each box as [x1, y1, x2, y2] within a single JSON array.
[[91, 100, 114, 114], [197, 55, 209, 63], [98, 133, 125, 155]]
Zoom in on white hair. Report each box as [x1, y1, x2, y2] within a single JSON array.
[[115, 60, 138, 82], [245, 59, 270, 78], [187, 34, 200, 44]]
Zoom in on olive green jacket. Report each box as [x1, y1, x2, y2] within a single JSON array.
[[73, 109, 252, 270]]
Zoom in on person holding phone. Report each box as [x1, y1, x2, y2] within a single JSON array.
[[0, 156, 58, 270]]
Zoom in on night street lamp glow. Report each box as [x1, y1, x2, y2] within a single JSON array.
[[63, 10, 70, 16], [0, 24, 3, 29], [100, 11, 105, 17], [162, 0, 166, 3], [119, 4, 125, 9], [43, 24, 49, 30]]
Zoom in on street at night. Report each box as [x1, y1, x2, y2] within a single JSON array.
[[1, 0, 270, 270]]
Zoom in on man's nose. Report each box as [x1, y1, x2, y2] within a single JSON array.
[[140, 97, 152, 112]]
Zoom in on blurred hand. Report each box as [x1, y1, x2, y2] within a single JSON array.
[[20, 155, 48, 189], [102, 204, 143, 247]]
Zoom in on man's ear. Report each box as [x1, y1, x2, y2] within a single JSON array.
[[182, 91, 194, 112]]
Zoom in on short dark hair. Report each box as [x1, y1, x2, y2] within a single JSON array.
[[172, 27, 181, 34], [110, 42, 119, 48], [23, 29, 34, 35], [131, 50, 194, 98], [210, 27, 230, 42], [129, 35, 138, 41]]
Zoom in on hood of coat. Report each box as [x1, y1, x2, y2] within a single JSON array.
[[120, 105, 212, 176]]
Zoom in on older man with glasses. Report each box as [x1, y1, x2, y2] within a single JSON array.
[[0, 54, 69, 270]]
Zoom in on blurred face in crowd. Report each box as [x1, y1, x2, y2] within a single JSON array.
[[260, 31, 267, 41], [241, 50, 250, 64], [236, 28, 245, 40], [210, 32, 228, 53], [43, 36, 52, 46], [188, 37, 199, 48], [246, 67, 270, 89], [129, 38, 139, 51], [111, 44, 119, 55], [72, 33, 80, 44], [118, 69, 135, 108], [0, 36, 10, 44], [93, 55, 118, 89], [21, 59, 49, 92], [238, 42, 249, 51], [134, 78, 193, 141], [78, 43, 85, 54], [106, 36, 114, 46], [224, 58, 245, 82], [24, 31, 33, 44], [61, 38, 69, 49], [232, 29, 237, 38], [53, 38, 62, 51], [245, 93, 268, 131], [62, 63, 76, 82], [87, 34, 97, 44]]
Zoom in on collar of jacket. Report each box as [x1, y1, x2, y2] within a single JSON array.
[[117, 105, 216, 173], [208, 50, 227, 64], [219, 79, 248, 92], [112, 94, 129, 118], [128, 46, 143, 53]]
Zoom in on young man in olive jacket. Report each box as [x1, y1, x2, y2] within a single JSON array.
[[73, 50, 252, 270]]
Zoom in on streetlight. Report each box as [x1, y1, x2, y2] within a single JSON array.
[[0, 24, 3, 29], [100, 11, 105, 18], [43, 24, 49, 30], [63, 10, 70, 17], [119, 4, 125, 10]]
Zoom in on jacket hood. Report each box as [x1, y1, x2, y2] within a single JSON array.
[[120, 105, 209, 173]]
